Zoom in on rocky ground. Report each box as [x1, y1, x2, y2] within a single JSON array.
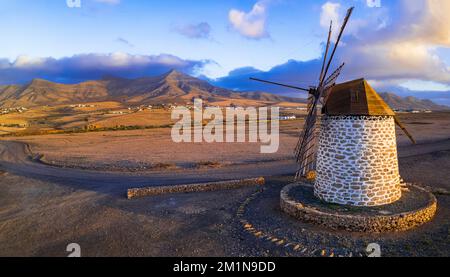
[[240, 177, 448, 257], [0, 146, 448, 257], [0, 171, 447, 257], [0, 112, 449, 257]]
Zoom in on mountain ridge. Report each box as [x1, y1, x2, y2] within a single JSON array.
[[0, 71, 447, 111], [379, 92, 449, 111], [0, 70, 305, 108]]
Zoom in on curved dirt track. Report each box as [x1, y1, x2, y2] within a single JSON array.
[[0, 140, 297, 197], [2, 138, 450, 192], [0, 140, 299, 257], [0, 139, 449, 257]]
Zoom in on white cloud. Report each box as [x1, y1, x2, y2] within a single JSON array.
[[327, 0, 450, 88], [216, 0, 450, 95], [65, 52, 191, 68], [400, 0, 450, 46], [228, 1, 270, 39], [320, 2, 340, 36], [400, 79, 450, 91], [13, 56, 47, 68]]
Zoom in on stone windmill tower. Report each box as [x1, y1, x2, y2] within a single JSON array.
[[250, 7, 415, 207], [314, 79, 415, 206]]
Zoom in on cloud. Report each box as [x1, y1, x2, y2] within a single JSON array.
[[13, 56, 47, 68], [397, 0, 450, 46], [116, 37, 134, 47], [320, 2, 340, 38], [228, 0, 270, 39], [335, 0, 450, 85], [216, 0, 450, 95], [174, 22, 212, 39], [0, 53, 212, 84], [212, 59, 320, 96]]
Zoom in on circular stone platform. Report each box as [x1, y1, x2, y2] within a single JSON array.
[[280, 182, 437, 233]]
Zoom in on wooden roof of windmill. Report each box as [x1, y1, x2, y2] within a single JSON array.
[[323, 78, 396, 116]]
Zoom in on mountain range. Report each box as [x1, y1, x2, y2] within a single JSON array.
[[0, 70, 304, 108], [379, 92, 449, 111], [0, 70, 447, 111]]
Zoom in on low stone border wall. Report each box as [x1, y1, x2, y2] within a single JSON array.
[[280, 182, 437, 233], [128, 177, 265, 199]]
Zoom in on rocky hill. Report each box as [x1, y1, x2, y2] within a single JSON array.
[[379, 92, 449, 111], [0, 70, 304, 108]]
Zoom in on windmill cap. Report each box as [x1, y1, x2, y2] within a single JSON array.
[[323, 78, 396, 116]]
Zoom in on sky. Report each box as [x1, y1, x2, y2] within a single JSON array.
[[0, 0, 449, 105]]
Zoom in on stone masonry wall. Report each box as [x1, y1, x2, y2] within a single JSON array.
[[315, 116, 401, 206]]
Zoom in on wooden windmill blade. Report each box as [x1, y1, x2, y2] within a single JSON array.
[[295, 100, 317, 156], [249, 78, 310, 92], [394, 116, 416, 144], [247, 77, 320, 177], [295, 90, 322, 178], [295, 7, 354, 179], [319, 7, 354, 87], [247, 78, 314, 159], [252, 7, 354, 179], [321, 63, 345, 105], [294, 92, 315, 153], [324, 63, 345, 88], [295, 106, 320, 178], [319, 21, 333, 84], [294, 23, 334, 175]]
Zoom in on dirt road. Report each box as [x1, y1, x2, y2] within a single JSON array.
[[2, 138, 449, 191], [0, 140, 297, 197], [0, 140, 449, 257]]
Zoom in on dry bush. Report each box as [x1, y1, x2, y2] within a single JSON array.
[[196, 161, 222, 169]]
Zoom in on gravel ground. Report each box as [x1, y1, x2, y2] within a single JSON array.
[[0, 171, 448, 257], [0, 170, 261, 257], [0, 126, 449, 256], [239, 176, 449, 257]]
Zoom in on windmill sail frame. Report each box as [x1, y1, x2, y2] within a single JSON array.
[[249, 7, 355, 179], [295, 7, 354, 179]]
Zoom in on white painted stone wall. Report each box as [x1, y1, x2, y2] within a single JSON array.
[[314, 116, 402, 206]]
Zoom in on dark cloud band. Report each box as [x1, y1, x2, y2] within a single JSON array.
[[0, 53, 211, 84]]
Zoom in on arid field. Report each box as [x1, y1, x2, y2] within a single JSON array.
[[0, 111, 449, 257], [2, 112, 449, 170]]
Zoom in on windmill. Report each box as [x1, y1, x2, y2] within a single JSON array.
[[251, 7, 355, 179]]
